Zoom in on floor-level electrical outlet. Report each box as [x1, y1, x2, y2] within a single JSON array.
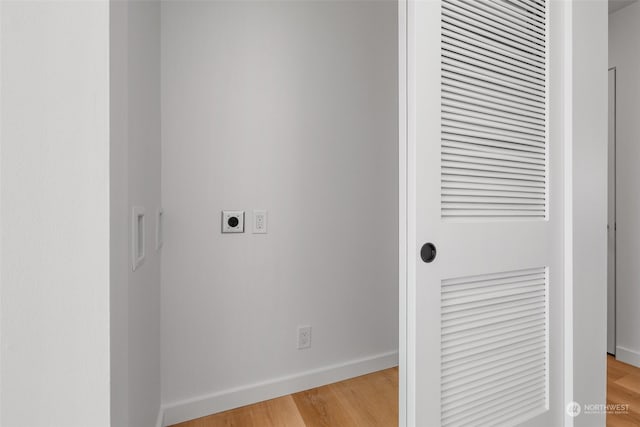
[[297, 325, 311, 349]]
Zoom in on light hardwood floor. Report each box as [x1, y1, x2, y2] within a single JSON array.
[[607, 354, 640, 426], [170, 367, 398, 427], [170, 357, 640, 427]]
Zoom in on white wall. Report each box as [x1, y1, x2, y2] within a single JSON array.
[[609, 1, 640, 368], [571, 0, 609, 425], [110, 3, 129, 424], [160, 1, 398, 423], [0, 1, 111, 426], [111, 1, 163, 426]]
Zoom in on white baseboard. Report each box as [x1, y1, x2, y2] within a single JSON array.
[[616, 346, 640, 368], [155, 407, 164, 427], [161, 350, 399, 426]]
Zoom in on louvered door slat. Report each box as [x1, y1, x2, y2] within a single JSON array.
[[443, 69, 544, 105], [442, 16, 543, 58], [443, 344, 544, 380], [443, 189, 544, 199], [485, 0, 545, 31], [442, 129, 544, 149], [442, 5, 544, 53], [442, 22, 544, 66], [443, 98, 545, 127], [442, 75, 544, 110], [442, 146, 545, 165], [443, 160, 545, 176], [443, 34, 545, 81], [442, 353, 543, 387], [514, 0, 546, 16], [441, 369, 544, 406], [451, 0, 545, 39], [446, 392, 546, 426], [442, 342, 545, 385], [442, 139, 545, 158], [443, 380, 546, 422], [444, 0, 545, 46], [441, 0, 547, 220], [442, 298, 545, 322], [443, 175, 545, 188], [443, 58, 545, 97], [443, 172, 543, 186], [443, 155, 544, 170], [442, 50, 545, 92], [443, 122, 544, 146], [443, 378, 546, 416], [443, 112, 545, 137], [442, 209, 544, 217], [440, 267, 548, 426], [443, 318, 546, 346], [443, 86, 545, 117]]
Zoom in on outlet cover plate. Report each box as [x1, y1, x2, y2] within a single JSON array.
[[253, 210, 268, 234], [221, 210, 244, 233], [297, 325, 311, 349]]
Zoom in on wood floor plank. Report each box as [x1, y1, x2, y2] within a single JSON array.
[[607, 413, 640, 427], [610, 356, 640, 377], [608, 355, 640, 427], [609, 357, 636, 381], [328, 369, 398, 426], [170, 395, 305, 427], [291, 383, 360, 427], [615, 374, 640, 395], [251, 396, 307, 427]]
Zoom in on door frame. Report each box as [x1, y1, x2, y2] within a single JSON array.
[[607, 66, 617, 356], [398, 0, 608, 425], [398, 0, 407, 422]]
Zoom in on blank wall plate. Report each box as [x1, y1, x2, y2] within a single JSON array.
[[252, 210, 267, 234], [132, 206, 145, 271]]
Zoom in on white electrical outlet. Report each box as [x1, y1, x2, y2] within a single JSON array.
[[253, 210, 267, 234], [297, 325, 311, 349]]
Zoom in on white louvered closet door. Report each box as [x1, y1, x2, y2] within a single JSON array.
[[405, 0, 564, 425]]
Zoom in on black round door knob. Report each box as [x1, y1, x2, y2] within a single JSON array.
[[420, 243, 437, 263]]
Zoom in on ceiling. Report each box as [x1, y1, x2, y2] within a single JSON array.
[[610, 0, 638, 14]]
